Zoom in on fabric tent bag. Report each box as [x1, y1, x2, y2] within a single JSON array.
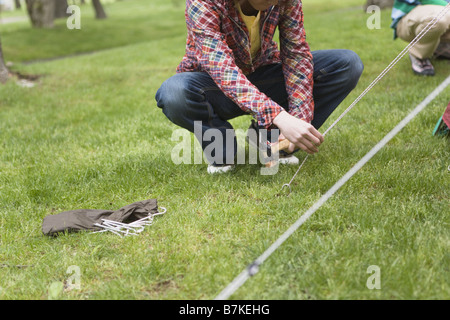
[[42, 199, 165, 237]]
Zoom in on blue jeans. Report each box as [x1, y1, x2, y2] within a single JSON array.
[[156, 49, 364, 164]]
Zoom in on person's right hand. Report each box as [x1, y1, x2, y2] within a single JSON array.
[[272, 111, 324, 155]]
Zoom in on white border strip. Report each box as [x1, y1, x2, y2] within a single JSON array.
[[215, 75, 450, 300]]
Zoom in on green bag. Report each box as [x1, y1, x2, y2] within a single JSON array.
[[433, 102, 450, 137]]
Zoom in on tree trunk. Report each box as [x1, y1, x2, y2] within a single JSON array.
[[0, 36, 9, 84], [15, 0, 22, 10], [92, 0, 107, 19], [54, 0, 69, 19], [25, 0, 56, 28], [364, 0, 394, 10]]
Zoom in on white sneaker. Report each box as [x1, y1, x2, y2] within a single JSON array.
[[278, 154, 299, 165], [265, 154, 299, 168], [207, 164, 235, 174]]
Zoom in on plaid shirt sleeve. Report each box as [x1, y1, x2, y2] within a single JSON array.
[[185, 0, 283, 128], [279, 0, 314, 123]]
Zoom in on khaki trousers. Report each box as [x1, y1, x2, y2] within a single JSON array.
[[396, 5, 450, 59]]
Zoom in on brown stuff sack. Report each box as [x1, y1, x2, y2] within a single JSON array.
[[42, 199, 159, 236]]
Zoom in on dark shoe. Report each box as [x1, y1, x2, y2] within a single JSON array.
[[246, 120, 272, 153], [409, 53, 435, 76], [433, 42, 450, 60], [246, 120, 299, 165]]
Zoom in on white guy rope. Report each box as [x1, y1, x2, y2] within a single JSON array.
[[216, 75, 450, 300], [282, 3, 450, 194]]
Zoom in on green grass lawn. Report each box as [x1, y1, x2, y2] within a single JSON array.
[[0, 0, 449, 300]]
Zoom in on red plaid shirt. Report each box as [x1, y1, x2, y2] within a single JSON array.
[[177, 0, 314, 128]]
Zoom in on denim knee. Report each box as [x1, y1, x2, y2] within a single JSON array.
[[155, 74, 191, 123], [343, 50, 364, 88]]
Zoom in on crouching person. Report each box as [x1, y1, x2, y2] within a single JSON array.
[[156, 0, 364, 173]]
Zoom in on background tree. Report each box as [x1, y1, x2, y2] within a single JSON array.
[[25, 0, 56, 28], [15, 0, 22, 10], [364, 0, 394, 10], [92, 0, 107, 19], [0, 36, 9, 84], [54, 0, 69, 19]]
